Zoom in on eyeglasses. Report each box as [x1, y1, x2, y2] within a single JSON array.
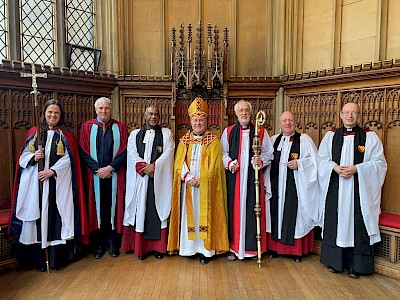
[[341, 111, 359, 116]]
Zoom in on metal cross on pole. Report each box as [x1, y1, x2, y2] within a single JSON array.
[[20, 63, 48, 155], [20, 64, 48, 149], [20, 63, 49, 273], [21, 63, 48, 106]]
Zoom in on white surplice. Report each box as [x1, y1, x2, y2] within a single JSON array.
[[124, 127, 174, 231], [17, 130, 74, 248], [318, 130, 387, 247], [220, 127, 274, 259], [265, 133, 320, 239], [178, 136, 214, 257]]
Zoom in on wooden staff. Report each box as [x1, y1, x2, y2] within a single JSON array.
[[21, 64, 48, 272], [252, 110, 266, 268]]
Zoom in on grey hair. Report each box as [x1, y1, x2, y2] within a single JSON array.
[[94, 97, 112, 109], [234, 100, 252, 113]]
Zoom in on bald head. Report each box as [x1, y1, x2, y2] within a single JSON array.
[[145, 105, 159, 114], [145, 105, 160, 128], [340, 102, 360, 128], [279, 111, 296, 136]]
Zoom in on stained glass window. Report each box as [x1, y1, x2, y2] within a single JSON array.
[[0, 0, 7, 60], [20, 0, 55, 66]]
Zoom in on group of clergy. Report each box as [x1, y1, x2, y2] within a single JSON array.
[[7, 96, 387, 279]]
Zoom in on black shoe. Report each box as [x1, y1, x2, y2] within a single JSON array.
[[108, 244, 120, 257], [199, 254, 209, 265], [293, 256, 302, 263], [93, 246, 105, 259], [328, 266, 340, 273], [268, 251, 279, 259], [154, 251, 164, 259], [39, 265, 47, 272], [348, 268, 359, 279], [139, 252, 149, 260]]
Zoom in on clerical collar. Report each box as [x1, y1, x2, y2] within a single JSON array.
[[282, 132, 295, 137], [47, 126, 60, 131], [239, 124, 249, 130], [343, 126, 356, 136], [281, 132, 294, 141], [193, 132, 204, 138]]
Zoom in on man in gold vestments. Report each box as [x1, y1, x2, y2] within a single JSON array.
[[167, 97, 229, 264]]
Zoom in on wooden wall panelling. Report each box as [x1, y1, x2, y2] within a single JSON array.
[[282, 63, 400, 215], [117, 76, 173, 147], [289, 94, 303, 131], [227, 97, 275, 136], [383, 87, 400, 213], [207, 98, 222, 138], [76, 95, 96, 135], [304, 94, 319, 146], [258, 98, 275, 133], [124, 96, 172, 133], [56, 94, 96, 138], [227, 77, 280, 136], [157, 97, 172, 129], [319, 92, 338, 143], [119, 77, 280, 145], [175, 97, 191, 141], [226, 97, 236, 126], [362, 89, 385, 141], [0, 62, 117, 210], [58, 94, 77, 135], [0, 89, 12, 210]]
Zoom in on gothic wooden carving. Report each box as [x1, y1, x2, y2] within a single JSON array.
[[283, 63, 400, 213], [124, 96, 172, 132], [0, 61, 116, 209], [227, 97, 275, 135]]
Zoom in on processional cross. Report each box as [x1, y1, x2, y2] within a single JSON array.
[[21, 64, 48, 113], [20, 64, 49, 272], [20, 64, 48, 151]]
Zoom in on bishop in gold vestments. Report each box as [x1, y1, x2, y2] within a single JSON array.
[[167, 97, 229, 264]]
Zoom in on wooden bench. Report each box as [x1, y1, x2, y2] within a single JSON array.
[[375, 212, 400, 279]]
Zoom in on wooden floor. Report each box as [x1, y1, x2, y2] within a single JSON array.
[[0, 253, 399, 299]]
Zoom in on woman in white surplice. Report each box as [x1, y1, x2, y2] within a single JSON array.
[[8, 99, 88, 271]]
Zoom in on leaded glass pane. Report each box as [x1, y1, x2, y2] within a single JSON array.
[[69, 46, 96, 70], [0, 0, 7, 60], [66, 0, 96, 71], [67, 0, 91, 13], [66, 0, 94, 48], [20, 0, 55, 66]]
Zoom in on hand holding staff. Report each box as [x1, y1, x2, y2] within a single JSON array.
[[252, 111, 266, 268]]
